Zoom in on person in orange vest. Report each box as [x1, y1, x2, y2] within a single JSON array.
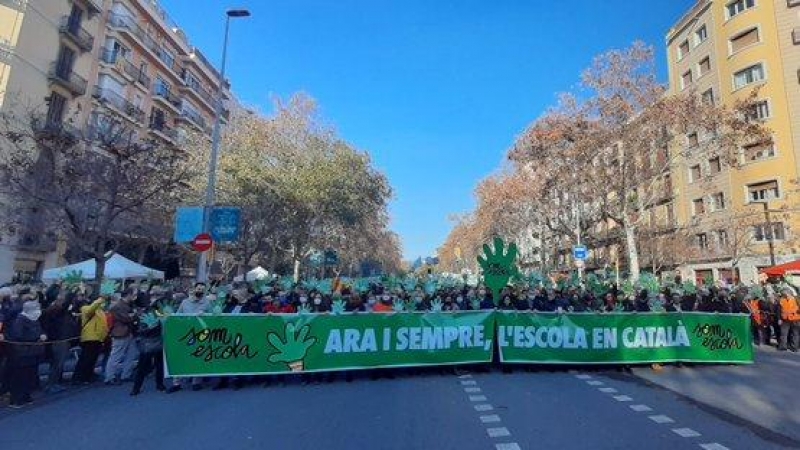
[[746, 294, 769, 346], [777, 288, 800, 352]]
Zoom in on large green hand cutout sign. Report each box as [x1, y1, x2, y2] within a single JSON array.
[[267, 322, 317, 372], [477, 237, 519, 306]]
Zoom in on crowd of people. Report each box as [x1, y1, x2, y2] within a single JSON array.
[[0, 276, 798, 409]]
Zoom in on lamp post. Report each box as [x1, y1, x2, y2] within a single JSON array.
[[197, 8, 250, 283], [753, 200, 777, 267]]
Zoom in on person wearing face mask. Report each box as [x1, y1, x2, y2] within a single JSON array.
[[178, 283, 211, 315], [373, 294, 394, 313], [168, 283, 210, 393], [454, 294, 465, 310], [6, 300, 46, 408], [310, 293, 329, 313], [478, 289, 495, 310]]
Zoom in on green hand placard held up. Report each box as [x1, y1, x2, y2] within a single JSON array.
[[267, 322, 317, 372], [477, 237, 519, 306]]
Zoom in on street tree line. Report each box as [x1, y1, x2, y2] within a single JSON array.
[[0, 92, 400, 283], [440, 42, 770, 280]]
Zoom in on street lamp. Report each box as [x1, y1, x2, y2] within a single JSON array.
[[197, 8, 250, 283], [751, 200, 777, 267]]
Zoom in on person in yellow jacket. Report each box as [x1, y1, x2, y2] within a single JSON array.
[[72, 297, 109, 384], [777, 289, 800, 352]]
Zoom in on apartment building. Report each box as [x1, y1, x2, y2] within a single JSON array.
[[667, 0, 800, 284], [0, 0, 230, 282]]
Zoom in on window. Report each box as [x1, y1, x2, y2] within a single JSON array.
[[754, 222, 785, 242], [55, 46, 76, 77], [679, 40, 690, 59], [746, 100, 770, 121], [709, 157, 721, 174], [681, 70, 693, 89], [693, 198, 706, 215], [744, 141, 775, 161], [690, 164, 702, 181], [730, 28, 760, 53], [698, 57, 711, 76], [666, 203, 675, 225], [712, 192, 726, 210], [717, 230, 729, 247], [695, 25, 708, 45], [154, 76, 170, 96], [45, 92, 67, 125], [687, 133, 699, 147], [697, 233, 709, 249], [727, 0, 755, 19], [748, 180, 779, 202], [733, 63, 764, 89], [702, 88, 715, 105]]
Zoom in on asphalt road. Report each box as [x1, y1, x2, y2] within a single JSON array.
[[0, 368, 794, 450]]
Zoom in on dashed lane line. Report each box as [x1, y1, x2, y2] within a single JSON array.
[[474, 404, 494, 412], [699, 444, 730, 450], [480, 415, 501, 424], [487, 427, 511, 438], [649, 415, 676, 424], [495, 443, 522, 450], [470, 395, 488, 402], [629, 404, 653, 412], [672, 428, 702, 438]]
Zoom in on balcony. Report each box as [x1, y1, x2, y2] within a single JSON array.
[[48, 62, 87, 96], [92, 87, 146, 123], [30, 115, 81, 140], [177, 108, 210, 134], [180, 79, 215, 110], [148, 119, 179, 143], [99, 48, 151, 88], [59, 16, 94, 52], [793, 27, 800, 45], [107, 13, 182, 79], [153, 85, 182, 111]]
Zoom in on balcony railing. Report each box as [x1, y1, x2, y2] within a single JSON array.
[[153, 85, 183, 109], [108, 13, 181, 75], [178, 108, 208, 133], [93, 86, 146, 123], [99, 48, 151, 88], [181, 80, 215, 108], [59, 16, 94, 52], [48, 62, 87, 96], [149, 119, 179, 142]]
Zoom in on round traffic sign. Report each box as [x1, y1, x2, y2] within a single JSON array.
[[192, 233, 213, 252]]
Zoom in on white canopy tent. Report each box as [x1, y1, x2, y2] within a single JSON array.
[[234, 266, 270, 282], [41, 254, 165, 282]]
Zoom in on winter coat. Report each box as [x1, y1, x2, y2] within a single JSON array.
[[8, 315, 44, 365], [108, 301, 135, 338], [80, 299, 109, 343]]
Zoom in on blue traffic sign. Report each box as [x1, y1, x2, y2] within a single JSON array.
[[573, 246, 588, 261], [174, 206, 241, 244], [210, 207, 241, 243]]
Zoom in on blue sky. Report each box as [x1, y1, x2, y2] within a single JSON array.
[[161, 0, 695, 260]]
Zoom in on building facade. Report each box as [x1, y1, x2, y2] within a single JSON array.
[[0, 0, 230, 282], [667, 0, 800, 284]]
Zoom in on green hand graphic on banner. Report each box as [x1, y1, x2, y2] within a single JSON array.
[[267, 322, 317, 371]]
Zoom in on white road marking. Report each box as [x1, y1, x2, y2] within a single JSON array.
[[480, 414, 501, 424], [469, 395, 488, 402], [586, 380, 604, 386], [699, 444, 730, 450], [464, 387, 482, 393], [629, 404, 653, 412], [613, 395, 633, 402], [458, 374, 473, 379], [598, 387, 618, 393], [486, 427, 511, 438], [672, 428, 701, 438], [649, 415, 675, 424], [474, 404, 494, 412], [495, 444, 522, 450], [575, 374, 593, 379], [461, 380, 477, 386]]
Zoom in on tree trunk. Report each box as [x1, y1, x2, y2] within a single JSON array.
[[94, 255, 107, 296], [293, 258, 301, 283], [624, 222, 640, 282]]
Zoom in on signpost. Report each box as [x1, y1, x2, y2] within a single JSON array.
[[192, 233, 213, 252], [210, 207, 241, 243], [573, 246, 588, 261]]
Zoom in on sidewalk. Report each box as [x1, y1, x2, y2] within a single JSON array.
[[632, 347, 800, 443]]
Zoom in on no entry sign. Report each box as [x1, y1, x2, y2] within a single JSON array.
[[192, 233, 213, 252]]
